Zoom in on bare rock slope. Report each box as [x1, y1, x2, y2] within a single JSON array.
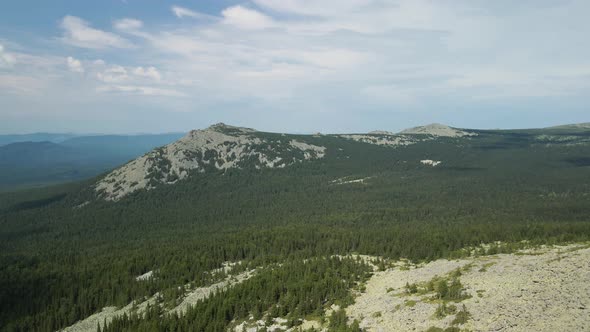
[[548, 122, 590, 130], [347, 244, 590, 332], [62, 268, 255, 332], [399, 123, 477, 137], [338, 134, 419, 147], [339, 123, 475, 148], [95, 123, 326, 201]]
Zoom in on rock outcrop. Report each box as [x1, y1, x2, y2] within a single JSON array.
[[347, 244, 590, 332], [400, 123, 477, 137], [338, 134, 419, 147], [95, 123, 326, 201]]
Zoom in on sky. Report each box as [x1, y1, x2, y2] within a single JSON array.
[[0, 0, 589, 134]]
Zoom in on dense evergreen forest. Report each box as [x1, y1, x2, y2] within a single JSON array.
[[1, 127, 590, 331]]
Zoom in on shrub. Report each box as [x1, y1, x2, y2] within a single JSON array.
[[405, 282, 418, 294], [451, 305, 471, 325]]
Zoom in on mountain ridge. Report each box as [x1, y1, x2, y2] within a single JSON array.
[[92, 122, 590, 201], [398, 123, 477, 137], [95, 124, 326, 200], [547, 122, 590, 130]]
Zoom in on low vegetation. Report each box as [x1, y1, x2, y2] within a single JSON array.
[[452, 305, 471, 325]]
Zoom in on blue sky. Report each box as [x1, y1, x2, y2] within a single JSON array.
[[0, 0, 589, 134]]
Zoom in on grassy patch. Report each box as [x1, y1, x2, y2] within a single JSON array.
[[405, 299, 417, 307], [478, 262, 496, 272], [427, 276, 470, 302], [405, 282, 419, 294], [514, 251, 545, 256], [451, 305, 471, 325], [434, 303, 457, 318], [461, 263, 475, 273]]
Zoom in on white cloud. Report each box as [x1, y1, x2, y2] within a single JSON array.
[[0, 44, 16, 67], [221, 6, 276, 30], [94, 63, 162, 84], [171, 5, 216, 20], [171, 5, 198, 18], [114, 18, 143, 31], [0, 74, 46, 94], [443, 67, 584, 100], [60, 15, 132, 49], [97, 85, 185, 97], [236, 63, 309, 79], [295, 49, 367, 68], [253, 0, 372, 17], [446, 69, 524, 89], [66, 56, 84, 73], [4, 0, 590, 132], [96, 65, 128, 82], [361, 84, 419, 106], [133, 66, 161, 81]]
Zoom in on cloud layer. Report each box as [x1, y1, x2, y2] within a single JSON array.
[[1, 0, 589, 133], [0, 44, 16, 68], [60, 15, 132, 49]]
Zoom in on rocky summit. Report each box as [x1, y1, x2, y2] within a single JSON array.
[[399, 123, 478, 137], [95, 123, 326, 201]]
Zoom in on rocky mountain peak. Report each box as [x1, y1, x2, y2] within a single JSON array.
[[205, 123, 257, 134], [548, 122, 590, 130], [399, 123, 477, 137], [94, 125, 326, 201]]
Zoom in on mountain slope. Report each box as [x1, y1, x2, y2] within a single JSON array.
[[91, 122, 590, 201], [95, 123, 326, 200], [547, 122, 590, 130]]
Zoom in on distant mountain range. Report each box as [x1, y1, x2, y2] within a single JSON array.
[[0, 133, 184, 189], [0, 133, 78, 146], [2, 122, 589, 191], [92, 122, 590, 201]]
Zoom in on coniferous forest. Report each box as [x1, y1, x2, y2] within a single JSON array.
[[1, 127, 590, 331]]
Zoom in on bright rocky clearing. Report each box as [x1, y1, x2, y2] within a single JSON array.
[[347, 244, 590, 332], [62, 268, 255, 332]]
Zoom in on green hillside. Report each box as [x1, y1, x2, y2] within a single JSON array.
[[1, 125, 589, 331]]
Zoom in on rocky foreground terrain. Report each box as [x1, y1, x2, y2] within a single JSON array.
[[62, 269, 256, 332], [61, 244, 590, 332], [348, 244, 590, 332]]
